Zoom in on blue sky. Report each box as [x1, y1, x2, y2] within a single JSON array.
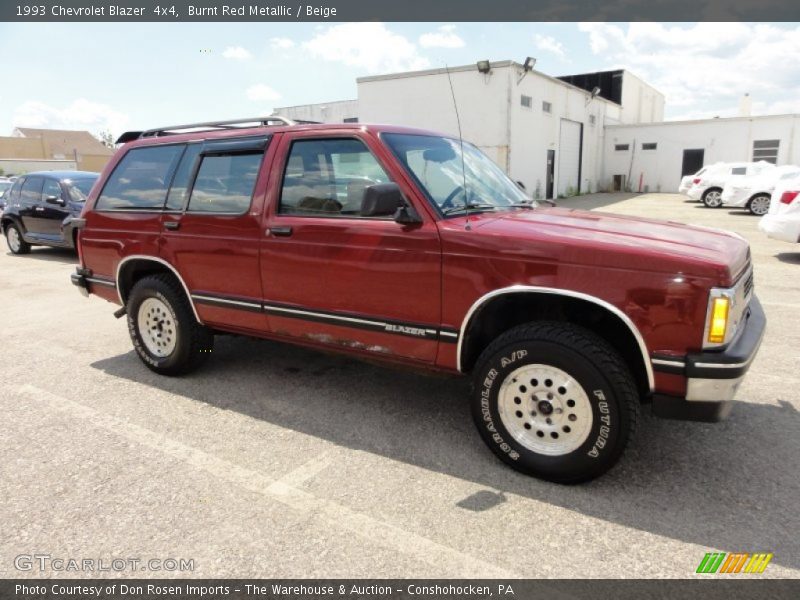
[[1, 22, 799, 138]]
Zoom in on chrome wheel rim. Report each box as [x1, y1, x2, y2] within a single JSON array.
[[137, 297, 177, 357], [498, 364, 593, 456], [7, 227, 20, 252], [751, 196, 770, 215], [705, 191, 721, 207]]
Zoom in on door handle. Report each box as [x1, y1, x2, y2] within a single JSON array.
[[268, 226, 293, 237], [164, 221, 180, 230]]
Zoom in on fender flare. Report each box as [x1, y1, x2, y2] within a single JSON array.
[[115, 255, 203, 324], [457, 285, 654, 392]]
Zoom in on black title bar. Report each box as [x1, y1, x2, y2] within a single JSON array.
[[2, 0, 800, 22]]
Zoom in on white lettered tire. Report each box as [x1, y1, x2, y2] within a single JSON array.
[[471, 321, 639, 483], [127, 274, 213, 375]]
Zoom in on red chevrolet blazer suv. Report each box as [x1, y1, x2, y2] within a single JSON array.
[[70, 117, 765, 482]]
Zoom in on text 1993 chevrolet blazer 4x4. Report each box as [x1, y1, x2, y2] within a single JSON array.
[[71, 116, 766, 482]]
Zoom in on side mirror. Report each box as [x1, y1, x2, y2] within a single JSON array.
[[393, 204, 423, 225], [361, 183, 406, 217], [45, 195, 64, 206]]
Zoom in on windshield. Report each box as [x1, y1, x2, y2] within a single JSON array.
[[66, 176, 98, 202], [383, 133, 532, 215]]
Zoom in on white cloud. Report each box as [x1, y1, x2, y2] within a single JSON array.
[[246, 84, 281, 102], [304, 23, 430, 73], [419, 25, 465, 49], [270, 37, 295, 50], [222, 46, 252, 60], [12, 99, 129, 135], [577, 22, 800, 118], [534, 34, 566, 60]]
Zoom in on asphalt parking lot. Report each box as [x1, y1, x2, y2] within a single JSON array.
[[1, 192, 798, 579]]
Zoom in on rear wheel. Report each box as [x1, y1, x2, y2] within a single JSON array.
[[747, 194, 771, 216], [127, 274, 213, 375], [471, 321, 639, 483], [5, 223, 31, 255], [702, 188, 723, 208]]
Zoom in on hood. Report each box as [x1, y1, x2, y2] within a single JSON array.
[[471, 207, 750, 285]]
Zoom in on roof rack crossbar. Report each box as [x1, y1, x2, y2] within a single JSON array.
[[138, 115, 296, 139]]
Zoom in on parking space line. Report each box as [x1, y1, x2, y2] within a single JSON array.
[[17, 384, 514, 577]]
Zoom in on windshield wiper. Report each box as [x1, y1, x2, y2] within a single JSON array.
[[442, 203, 498, 215], [505, 202, 536, 209]]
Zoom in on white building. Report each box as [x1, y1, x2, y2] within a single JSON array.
[[604, 114, 800, 193], [275, 60, 800, 196]]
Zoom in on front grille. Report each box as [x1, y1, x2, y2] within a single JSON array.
[[743, 270, 754, 299]]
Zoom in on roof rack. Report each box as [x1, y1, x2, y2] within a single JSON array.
[[115, 115, 298, 144]]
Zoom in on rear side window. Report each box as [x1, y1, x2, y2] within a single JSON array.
[[187, 152, 262, 213], [20, 176, 44, 204], [7, 178, 24, 201], [731, 167, 747, 175], [96, 145, 183, 210], [165, 144, 203, 211]]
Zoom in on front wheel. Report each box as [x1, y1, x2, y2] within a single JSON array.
[[747, 194, 771, 216], [5, 223, 31, 254], [127, 274, 213, 375], [471, 322, 639, 483]]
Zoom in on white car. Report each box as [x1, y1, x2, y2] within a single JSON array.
[[687, 161, 774, 207], [759, 173, 800, 244], [678, 163, 725, 195], [721, 164, 800, 216]]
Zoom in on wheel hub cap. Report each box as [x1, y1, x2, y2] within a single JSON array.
[[498, 364, 593, 456], [137, 298, 177, 357], [8, 228, 20, 251]]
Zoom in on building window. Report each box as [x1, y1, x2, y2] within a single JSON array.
[[589, 115, 596, 126], [753, 139, 779, 164], [343, 117, 359, 123], [642, 143, 657, 150], [615, 144, 629, 151], [520, 95, 532, 108], [542, 101, 552, 113]]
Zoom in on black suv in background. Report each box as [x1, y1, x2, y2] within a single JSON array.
[[1, 171, 98, 254]]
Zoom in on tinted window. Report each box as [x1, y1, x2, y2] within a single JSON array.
[[731, 167, 747, 175], [20, 176, 44, 204], [7, 178, 24, 201], [96, 145, 183, 209], [165, 144, 202, 211], [67, 177, 98, 202], [279, 138, 390, 217], [187, 152, 262, 213], [42, 179, 62, 201]]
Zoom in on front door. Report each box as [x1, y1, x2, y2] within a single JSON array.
[[681, 149, 705, 177], [260, 131, 442, 363], [38, 178, 71, 240], [546, 150, 555, 199]]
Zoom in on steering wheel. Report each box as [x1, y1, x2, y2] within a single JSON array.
[[441, 185, 465, 210]]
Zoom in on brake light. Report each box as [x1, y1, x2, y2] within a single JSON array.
[[780, 191, 799, 205], [693, 178, 701, 184]]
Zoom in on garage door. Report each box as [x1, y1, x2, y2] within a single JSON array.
[[558, 119, 583, 196]]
